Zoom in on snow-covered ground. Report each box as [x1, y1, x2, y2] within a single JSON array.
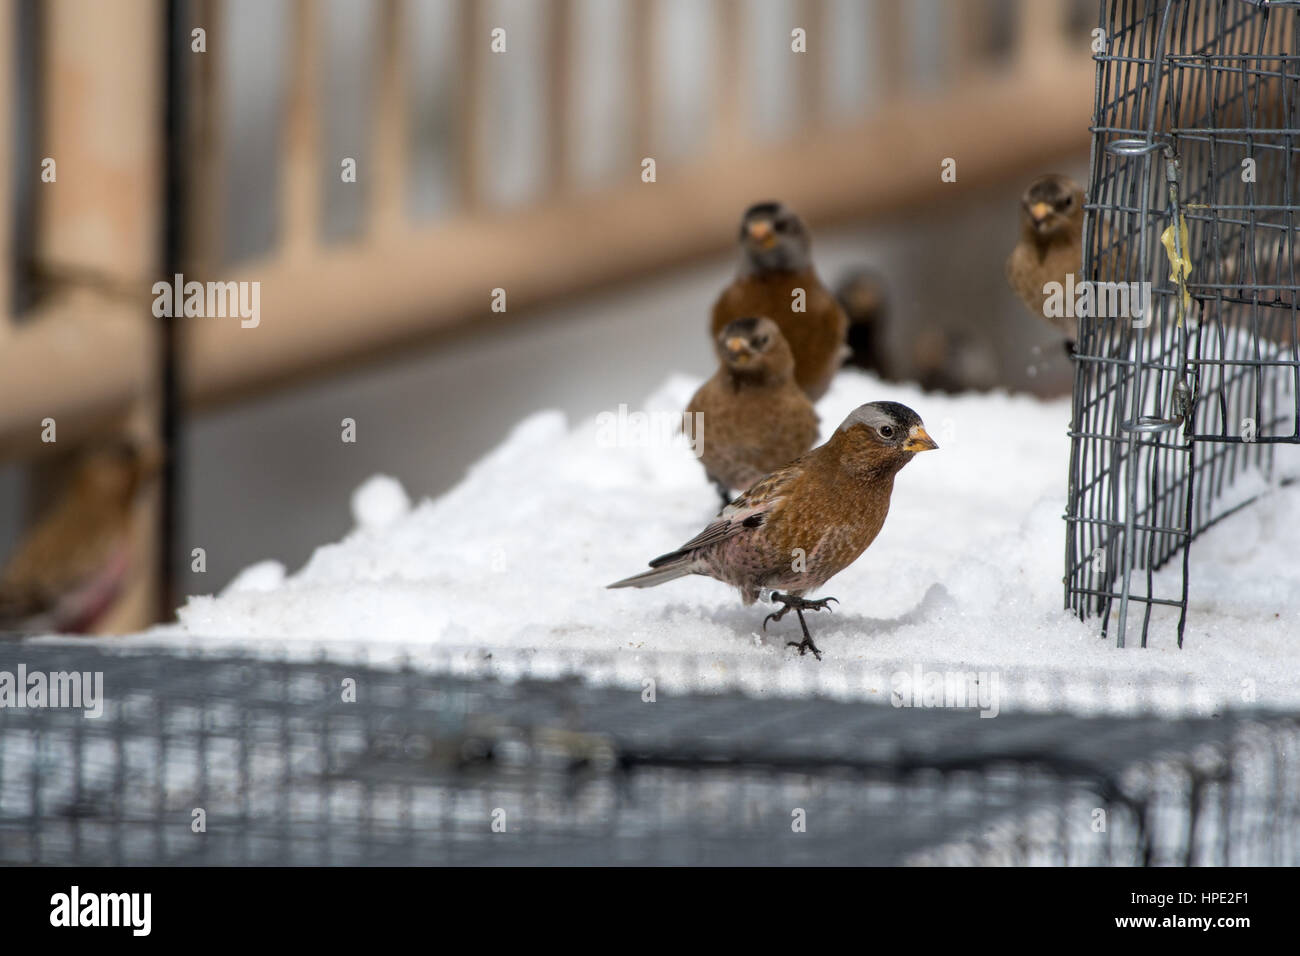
[[134, 369, 1298, 716]]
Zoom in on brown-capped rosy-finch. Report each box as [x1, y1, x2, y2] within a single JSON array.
[[685, 316, 819, 505], [711, 201, 848, 402], [610, 401, 937, 659], [1006, 173, 1086, 343], [0, 440, 158, 634]]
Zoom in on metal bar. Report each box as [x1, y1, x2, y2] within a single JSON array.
[[0, 0, 12, 324], [1115, 1, 1180, 650], [186, 0, 224, 271], [159, 0, 188, 627]]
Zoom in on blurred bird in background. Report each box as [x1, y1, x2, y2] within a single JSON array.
[[1006, 173, 1086, 346], [610, 401, 937, 659], [712, 201, 848, 401], [685, 317, 819, 506], [911, 328, 966, 394], [835, 267, 894, 380], [911, 327, 1001, 395], [0, 440, 159, 635]]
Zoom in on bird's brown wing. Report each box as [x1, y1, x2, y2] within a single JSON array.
[[649, 461, 797, 567]]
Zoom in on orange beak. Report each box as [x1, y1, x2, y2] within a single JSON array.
[[1029, 202, 1051, 223], [725, 336, 752, 362], [747, 220, 776, 247], [903, 425, 938, 452]]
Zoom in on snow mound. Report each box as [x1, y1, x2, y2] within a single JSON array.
[[150, 369, 1299, 715], [220, 560, 286, 595], [350, 474, 411, 532]]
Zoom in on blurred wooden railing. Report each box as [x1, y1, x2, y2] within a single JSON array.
[[0, 0, 162, 630], [188, 0, 1096, 407], [0, 0, 1097, 628]]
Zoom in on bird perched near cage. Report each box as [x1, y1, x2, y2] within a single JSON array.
[[609, 401, 937, 659], [0, 440, 160, 635], [835, 267, 894, 379], [1006, 174, 1087, 344], [685, 317, 819, 506], [712, 201, 848, 401]]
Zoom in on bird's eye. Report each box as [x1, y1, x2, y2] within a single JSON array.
[[879, 424, 895, 439], [753, 336, 768, 349]]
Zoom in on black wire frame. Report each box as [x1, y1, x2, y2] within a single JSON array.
[[1066, 0, 1300, 648]]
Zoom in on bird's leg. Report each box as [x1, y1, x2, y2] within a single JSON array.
[[762, 591, 837, 660], [787, 607, 822, 661]]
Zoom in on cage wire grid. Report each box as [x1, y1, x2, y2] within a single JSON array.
[[1066, 0, 1300, 646], [1, 643, 1298, 866]]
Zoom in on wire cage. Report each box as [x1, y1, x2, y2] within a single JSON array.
[[1067, 0, 1300, 646], [2, 643, 1298, 866]]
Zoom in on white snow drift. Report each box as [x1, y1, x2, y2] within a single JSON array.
[[148, 370, 1298, 715]]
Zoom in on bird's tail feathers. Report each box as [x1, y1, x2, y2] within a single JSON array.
[[607, 558, 696, 590], [648, 548, 690, 568]]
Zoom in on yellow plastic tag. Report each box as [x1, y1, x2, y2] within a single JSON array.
[[1160, 217, 1192, 315]]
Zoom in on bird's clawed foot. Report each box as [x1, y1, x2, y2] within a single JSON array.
[[802, 595, 838, 614], [786, 635, 823, 660], [763, 592, 837, 661], [763, 593, 838, 625]]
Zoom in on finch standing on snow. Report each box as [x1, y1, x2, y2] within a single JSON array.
[[1005, 173, 1086, 344], [711, 201, 848, 402], [0, 440, 159, 634], [685, 316, 819, 505], [610, 401, 937, 659]]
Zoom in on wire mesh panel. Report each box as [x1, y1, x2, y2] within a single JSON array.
[[1067, 0, 1300, 646], [1, 644, 1297, 865]]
